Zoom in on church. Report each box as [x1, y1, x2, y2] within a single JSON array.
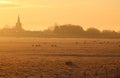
[[1, 15, 24, 33], [13, 15, 24, 32]]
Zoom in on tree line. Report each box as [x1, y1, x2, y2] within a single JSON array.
[[0, 24, 120, 38], [52, 24, 120, 38]]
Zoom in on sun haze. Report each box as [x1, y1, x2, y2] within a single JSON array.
[[0, 0, 119, 31]]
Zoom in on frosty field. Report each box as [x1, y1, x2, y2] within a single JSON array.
[[0, 38, 120, 78]]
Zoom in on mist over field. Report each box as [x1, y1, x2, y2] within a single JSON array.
[[0, 10, 119, 78], [0, 38, 119, 78], [0, 8, 120, 78], [0, 0, 120, 78]]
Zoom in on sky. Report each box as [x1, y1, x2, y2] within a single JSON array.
[[0, 0, 120, 31]]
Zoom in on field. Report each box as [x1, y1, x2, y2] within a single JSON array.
[[0, 38, 120, 78]]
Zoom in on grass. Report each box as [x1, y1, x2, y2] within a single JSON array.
[[0, 38, 119, 78]]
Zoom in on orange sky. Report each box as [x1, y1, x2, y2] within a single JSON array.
[[0, 0, 120, 31]]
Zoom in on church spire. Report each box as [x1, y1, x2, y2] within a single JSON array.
[[17, 15, 20, 23], [15, 15, 23, 32]]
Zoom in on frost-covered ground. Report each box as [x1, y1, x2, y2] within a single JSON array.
[[0, 38, 119, 78]]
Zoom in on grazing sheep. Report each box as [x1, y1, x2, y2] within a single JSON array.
[[51, 44, 57, 47]]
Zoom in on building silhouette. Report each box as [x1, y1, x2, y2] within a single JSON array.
[[14, 15, 24, 32]]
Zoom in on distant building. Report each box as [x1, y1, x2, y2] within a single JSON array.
[[14, 15, 24, 32]]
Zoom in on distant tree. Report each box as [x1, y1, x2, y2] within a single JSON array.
[[102, 30, 118, 38], [85, 27, 101, 38], [102, 30, 116, 34], [53, 24, 84, 36], [43, 29, 53, 34], [54, 26, 61, 34], [86, 28, 101, 34]]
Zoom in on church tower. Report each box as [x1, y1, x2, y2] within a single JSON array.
[[15, 15, 23, 32]]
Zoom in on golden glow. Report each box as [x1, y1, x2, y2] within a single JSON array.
[[0, 0, 120, 31], [0, 0, 11, 4]]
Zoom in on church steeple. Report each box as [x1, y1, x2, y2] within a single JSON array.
[[17, 15, 20, 23], [15, 15, 23, 32]]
